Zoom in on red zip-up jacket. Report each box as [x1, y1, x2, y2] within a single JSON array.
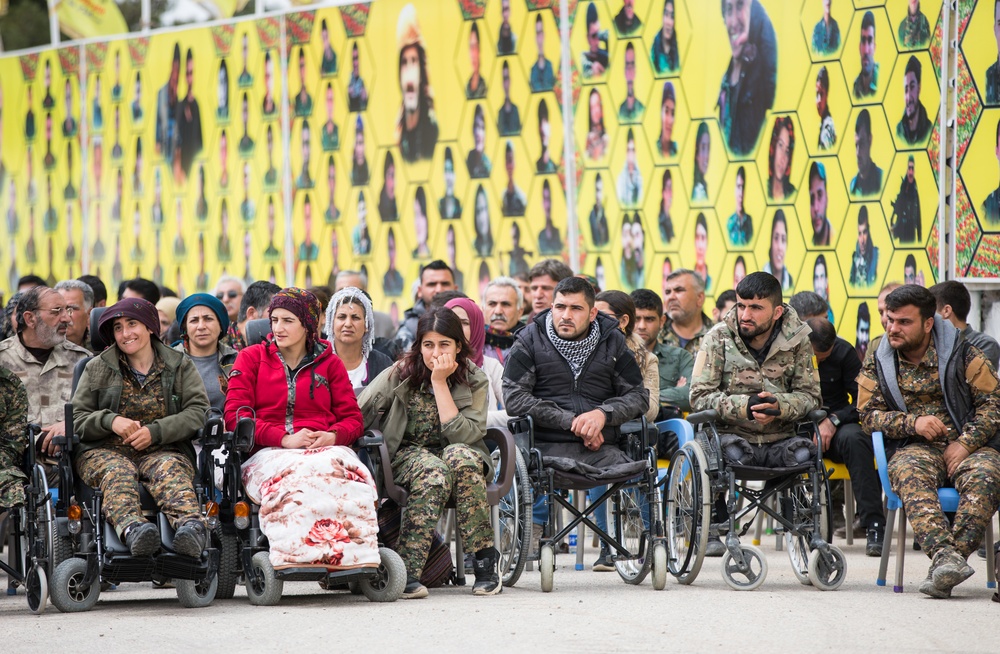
[[225, 338, 364, 454]]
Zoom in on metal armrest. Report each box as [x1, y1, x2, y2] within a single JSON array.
[[686, 409, 719, 426], [357, 430, 384, 448], [485, 426, 515, 504], [373, 437, 408, 507]]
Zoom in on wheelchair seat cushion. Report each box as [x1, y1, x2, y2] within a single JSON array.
[[535, 441, 648, 490], [242, 445, 380, 570]]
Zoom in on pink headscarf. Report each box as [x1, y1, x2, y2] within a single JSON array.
[[445, 297, 485, 367]]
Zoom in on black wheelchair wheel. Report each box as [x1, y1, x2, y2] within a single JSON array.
[[176, 573, 218, 608], [358, 547, 406, 602], [245, 551, 283, 606], [26, 563, 48, 614], [214, 529, 239, 600], [613, 487, 652, 585], [50, 558, 100, 613], [665, 442, 710, 584], [493, 446, 531, 588]]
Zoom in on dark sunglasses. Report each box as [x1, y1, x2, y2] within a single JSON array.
[[216, 291, 240, 300]]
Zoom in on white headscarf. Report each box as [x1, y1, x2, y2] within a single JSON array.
[[324, 286, 375, 360]]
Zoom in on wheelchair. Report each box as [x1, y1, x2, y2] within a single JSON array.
[[46, 404, 221, 612], [507, 416, 667, 592], [1, 424, 62, 614], [206, 408, 407, 605], [665, 409, 846, 591]]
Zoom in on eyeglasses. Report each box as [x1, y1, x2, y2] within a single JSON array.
[[216, 291, 240, 300], [33, 307, 70, 317]]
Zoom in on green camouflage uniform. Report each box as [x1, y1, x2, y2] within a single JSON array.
[[858, 328, 1000, 560], [74, 346, 208, 537], [0, 336, 90, 427], [689, 306, 822, 444], [659, 312, 714, 357], [0, 366, 29, 508], [389, 385, 492, 579]]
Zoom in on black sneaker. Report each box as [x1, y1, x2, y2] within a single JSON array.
[[403, 576, 428, 599], [125, 522, 160, 557], [472, 547, 502, 596], [173, 521, 208, 558], [866, 523, 884, 557], [593, 546, 614, 572]]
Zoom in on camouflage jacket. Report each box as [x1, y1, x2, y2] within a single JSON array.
[[0, 335, 90, 427], [659, 312, 715, 357], [0, 365, 29, 508], [689, 306, 822, 443]]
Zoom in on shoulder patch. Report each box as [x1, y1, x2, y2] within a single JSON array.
[[229, 369, 242, 377], [692, 350, 707, 378], [966, 356, 999, 394]]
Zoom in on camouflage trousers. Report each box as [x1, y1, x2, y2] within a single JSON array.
[[888, 443, 1000, 559], [392, 444, 492, 579], [76, 444, 203, 538], [0, 447, 27, 510]]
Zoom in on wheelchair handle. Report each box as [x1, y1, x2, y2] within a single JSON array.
[[357, 430, 384, 448], [807, 409, 828, 424], [686, 409, 720, 426]]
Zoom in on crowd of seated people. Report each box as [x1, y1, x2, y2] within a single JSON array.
[[2, 258, 999, 602]]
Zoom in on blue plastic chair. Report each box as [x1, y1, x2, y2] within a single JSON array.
[[655, 418, 695, 484], [872, 431, 996, 592]]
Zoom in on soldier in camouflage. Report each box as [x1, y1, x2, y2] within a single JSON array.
[[0, 366, 29, 510], [690, 272, 822, 464], [858, 285, 1000, 599], [659, 269, 715, 356]]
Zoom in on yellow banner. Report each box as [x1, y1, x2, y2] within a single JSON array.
[[56, 0, 128, 41]]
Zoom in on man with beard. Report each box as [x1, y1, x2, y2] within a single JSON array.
[[891, 155, 921, 243], [858, 285, 1000, 599], [853, 11, 879, 99], [850, 109, 883, 197], [396, 4, 439, 162], [850, 205, 879, 287], [897, 56, 931, 145], [659, 269, 714, 356], [482, 277, 524, 364], [0, 287, 90, 456], [809, 161, 833, 246]]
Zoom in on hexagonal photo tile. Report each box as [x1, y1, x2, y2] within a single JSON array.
[[344, 37, 374, 115], [642, 165, 688, 252], [800, 250, 848, 326], [460, 101, 497, 181], [576, 85, 615, 168], [609, 121, 653, 211], [841, 297, 875, 363], [838, 105, 892, 200], [495, 0, 527, 56], [372, 147, 403, 225], [887, 0, 941, 52], [398, 182, 438, 263], [317, 150, 346, 226], [378, 224, 408, 300], [519, 9, 560, 95], [495, 217, 535, 280], [720, 251, 759, 296], [795, 156, 849, 250], [489, 55, 530, 139], [755, 206, 806, 297], [756, 113, 806, 206], [643, 77, 689, 165], [801, 0, 854, 62], [841, 6, 897, 106], [959, 108, 1000, 233], [798, 61, 852, 159], [288, 44, 315, 121], [835, 201, 890, 296], [717, 161, 766, 251], [523, 92, 563, 176], [573, 0, 615, 84], [963, 0, 1000, 108], [430, 142, 467, 222], [879, 150, 935, 247], [679, 208, 723, 296], [343, 186, 373, 260], [577, 168, 619, 252], [885, 50, 939, 150], [291, 117, 318, 193], [607, 38, 651, 126], [454, 18, 497, 110], [887, 247, 935, 287], [465, 180, 501, 259], [528, 175, 567, 257], [643, 0, 690, 78], [491, 136, 532, 218], [681, 118, 725, 209]]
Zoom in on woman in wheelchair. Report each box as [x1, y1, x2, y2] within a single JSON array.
[[322, 286, 393, 389], [358, 307, 501, 598], [224, 288, 380, 571], [72, 298, 212, 558]]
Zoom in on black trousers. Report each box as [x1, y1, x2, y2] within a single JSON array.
[[824, 422, 885, 530]]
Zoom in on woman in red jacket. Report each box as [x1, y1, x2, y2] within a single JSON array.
[[225, 288, 379, 570]]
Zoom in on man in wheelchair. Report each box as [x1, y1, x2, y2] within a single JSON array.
[[689, 272, 823, 555], [858, 285, 1000, 599], [0, 365, 29, 514]]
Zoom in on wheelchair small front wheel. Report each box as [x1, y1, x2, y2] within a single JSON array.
[[26, 563, 48, 614], [539, 545, 555, 592], [358, 547, 406, 602], [245, 551, 283, 606], [651, 542, 668, 591], [721, 545, 768, 591], [50, 558, 100, 613], [807, 545, 847, 591], [176, 573, 218, 608]]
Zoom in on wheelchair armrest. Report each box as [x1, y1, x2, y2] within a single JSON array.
[[686, 409, 719, 426], [485, 426, 516, 503], [357, 430, 384, 449], [807, 409, 828, 424], [373, 438, 409, 507], [507, 416, 534, 451]]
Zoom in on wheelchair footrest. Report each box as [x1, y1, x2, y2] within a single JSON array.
[[102, 550, 216, 585]]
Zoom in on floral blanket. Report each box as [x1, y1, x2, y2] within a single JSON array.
[[242, 446, 381, 570]]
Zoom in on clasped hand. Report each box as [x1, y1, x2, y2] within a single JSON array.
[[282, 428, 337, 449], [748, 392, 780, 427], [572, 409, 606, 451], [112, 416, 152, 451]]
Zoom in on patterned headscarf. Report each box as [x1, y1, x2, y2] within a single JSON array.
[[99, 297, 161, 347], [268, 287, 322, 352], [445, 297, 485, 367], [324, 286, 374, 360]]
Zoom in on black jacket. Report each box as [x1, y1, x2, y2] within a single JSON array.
[[502, 310, 648, 443], [818, 337, 861, 426]]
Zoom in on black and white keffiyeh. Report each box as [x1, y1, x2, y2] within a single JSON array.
[[546, 313, 601, 379]]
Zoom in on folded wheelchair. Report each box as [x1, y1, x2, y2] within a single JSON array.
[[506, 416, 667, 592], [1, 424, 62, 614], [664, 409, 846, 591]]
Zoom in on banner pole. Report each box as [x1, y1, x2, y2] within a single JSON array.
[[558, 0, 577, 269], [79, 43, 89, 275], [47, 0, 60, 45], [279, 15, 294, 286], [142, 0, 151, 33]]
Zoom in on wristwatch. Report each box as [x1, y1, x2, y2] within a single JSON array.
[[828, 414, 841, 428]]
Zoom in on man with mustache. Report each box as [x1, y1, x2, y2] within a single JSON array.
[[897, 55, 931, 145], [482, 277, 524, 364], [396, 4, 438, 162], [0, 286, 90, 456], [853, 11, 879, 99], [659, 269, 714, 356]]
